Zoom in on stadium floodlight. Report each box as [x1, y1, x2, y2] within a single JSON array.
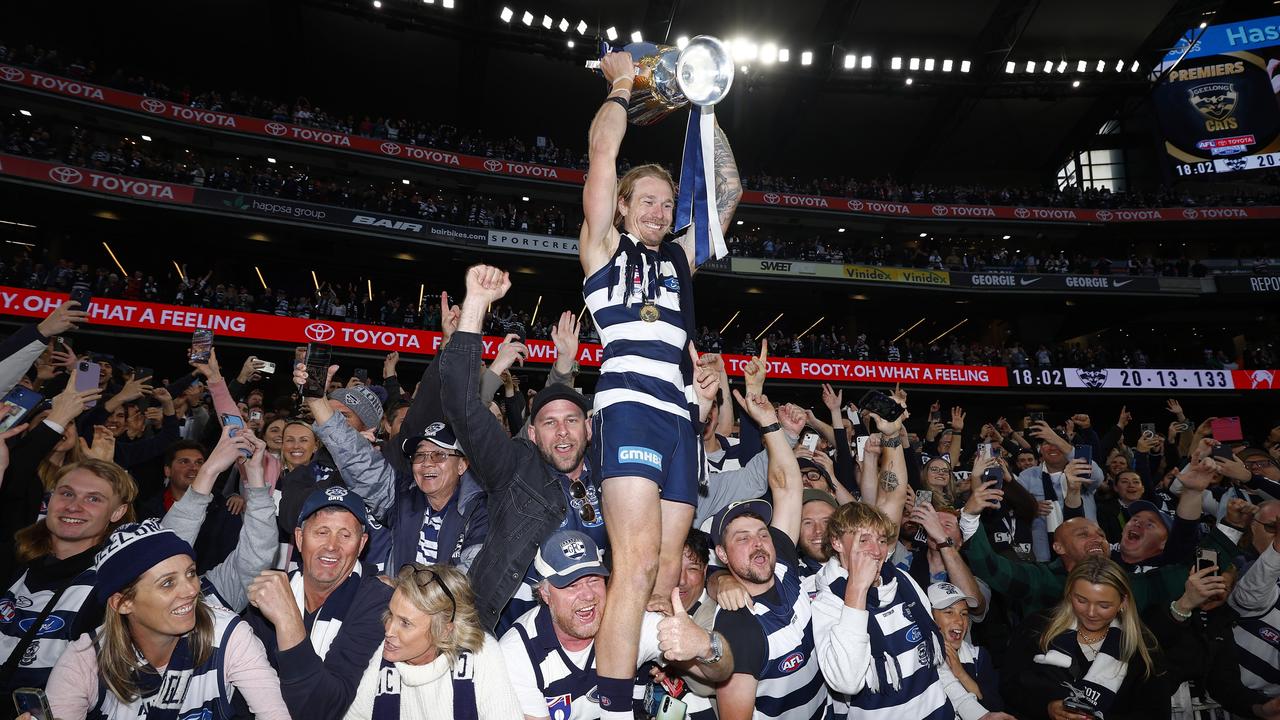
[[1130, 59, 1141, 72], [631, 30, 642, 42], [909, 57, 920, 70], [800, 51, 813, 65], [1077, 60, 1087, 72], [542, 15, 552, 29], [960, 60, 971, 72], [500, 7, 513, 22], [941, 59, 953, 72], [402, 179, 410, 185], [267, 157, 277, 164], [1199, 21, 1207, 29], [1026, 61, 1036, 73], [924, 58, 935, 71], [734, 40, 758, 61], [844, 54, 856, 69], [1096, 59, 1106, 72], [1002, 234, 1011, 240], [761, 43, 778, 63], [576, 20, 588, 34], [424, 0, 434, 4], [141, 135, 152, 142], [372, 1, 381, 8], [676, 36, 689, 49], [1056, 60, 1067, 73], [558, 18, 568, 31], [442, 0, 453, 7], [861, 55, 872, 69], [891, 57, 902, 70], [905, 77, 913, 85], [521, 11, 533, 25], [779, 49, 790, 62], [838, 228, 846, 233], [1115, 59, 1124, 71], [919, 232, 928, 237], [1043, 60, 1053, 73], [1072, 80, 1081, 87], [567, 40, 574, 47], [1005, 61, 1016, 74], [605, 26, 617, 41]]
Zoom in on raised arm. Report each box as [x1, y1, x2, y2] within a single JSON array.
[[711, 121, 742, 234], [580, 52, 632, 273]]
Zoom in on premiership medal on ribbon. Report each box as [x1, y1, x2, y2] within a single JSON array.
[[587, 36, 734, 267], [639, 301, 660, 323]]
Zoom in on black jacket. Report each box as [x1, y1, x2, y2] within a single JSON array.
[[439, 332, 569, 631], [1144, 600, 1271, 718]]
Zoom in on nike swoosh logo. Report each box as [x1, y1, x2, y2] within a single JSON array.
[[1113, 280, 1132, 287], [1019, 278, 1041, 286]]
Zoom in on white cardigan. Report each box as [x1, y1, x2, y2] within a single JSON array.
[[344, 634, 522, 720]]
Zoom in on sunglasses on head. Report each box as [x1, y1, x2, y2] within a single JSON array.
[[400, 563, 456, 622]]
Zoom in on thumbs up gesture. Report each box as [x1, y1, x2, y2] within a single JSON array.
[[657, 587, 712, 662]]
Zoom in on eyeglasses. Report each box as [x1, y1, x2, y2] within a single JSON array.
[[400, 563, 456, 622], [569, 479, 597, 524], [1243, 459, 1277, 472], [411, 450, 464, 466]]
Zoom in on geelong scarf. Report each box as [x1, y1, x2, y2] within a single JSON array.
[[1033, 619, 1128, 717], [122, 631, 197, 720], [370, 652, 477, 720], [290, 562, 362, 658]]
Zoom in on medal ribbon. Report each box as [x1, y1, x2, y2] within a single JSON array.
[[674, 105, 728, 266]]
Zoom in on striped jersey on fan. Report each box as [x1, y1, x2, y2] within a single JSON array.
[[584, 233, 695, 420], [1233, 578, 1280, 694]]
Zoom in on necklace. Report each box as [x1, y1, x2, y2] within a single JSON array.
[[1076, 628, 1106, 644]]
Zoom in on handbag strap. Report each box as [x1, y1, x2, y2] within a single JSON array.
[[0, 580, 73, 682]]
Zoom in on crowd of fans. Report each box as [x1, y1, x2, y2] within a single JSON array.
[[0, 267, 1276, 720], [6, 40, 1280, 211]]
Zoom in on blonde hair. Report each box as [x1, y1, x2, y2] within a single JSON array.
[[98, 576, 214, 702], [16, 459, 137, 563], [390, 564, 485, 666], [823, 501, 896, 559], [1039, 556, 1157, 678], [613, 164, 677, 229]]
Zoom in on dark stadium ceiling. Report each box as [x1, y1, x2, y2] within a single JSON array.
[[14, 0, 1274, 185]]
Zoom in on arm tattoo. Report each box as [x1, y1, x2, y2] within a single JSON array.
[[712, 125, 742, 228], [879, 470, 900, 492]]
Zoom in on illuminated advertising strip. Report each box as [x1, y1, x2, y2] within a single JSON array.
[[5, 64, 1280, 223]]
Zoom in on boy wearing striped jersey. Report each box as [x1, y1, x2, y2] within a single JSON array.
[[579, 49, 743, 720], [1229, 518, 1280, 698]]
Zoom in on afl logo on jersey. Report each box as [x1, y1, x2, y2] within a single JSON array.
[[0, 599, 13, 623], [778, 651, 806, 674]]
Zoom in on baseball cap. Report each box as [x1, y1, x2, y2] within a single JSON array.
[[534, 530, 609, 588], [328, 385, 384, 430], [709, 499, 773, 546], [400, 421, 463, 457], [1124, 500, 1173, 531], [529, 384, 591, 422], [803, 489, 839, 510], [927, 581, 979, 610], [296, 485, 369, 531]]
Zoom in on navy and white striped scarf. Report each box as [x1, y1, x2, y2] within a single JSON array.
[[1034, 619, 1127, 717]]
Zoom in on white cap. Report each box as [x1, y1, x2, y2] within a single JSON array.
[[927, 581, 978, 610]]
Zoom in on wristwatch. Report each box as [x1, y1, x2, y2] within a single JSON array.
[[935, 537, 956, 549], [760, 422, 782, 435], [698, 630, 723, 664], [880, 436, 903, 449]]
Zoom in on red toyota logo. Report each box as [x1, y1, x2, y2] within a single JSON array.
[[1014, 207, 1029, 218], [847, 200, 864, 211], [265, 122, 288, 136], [1096, 210, 1113, 222], [0, 66, 24, 82], [304, 322, 336, 342], [48, 166, 84, 185], [483, 159, 504, 172], [763, 193, 780, 205], [931, 205, 948, 216], [140, 98, 167, 114], [1182, 208, 1198, 219], [380, 142, 402, 156]]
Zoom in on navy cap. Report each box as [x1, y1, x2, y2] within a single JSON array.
[[709, 499, 773, 546], [296, 485, 369, 531], [529, 384, 591, 422], [1124, 500, 1173, 531], [534, 530, 609, 588], [400, 421, 462, 457]]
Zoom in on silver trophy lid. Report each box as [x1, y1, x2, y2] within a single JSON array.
[[676, 36, 734, 107]]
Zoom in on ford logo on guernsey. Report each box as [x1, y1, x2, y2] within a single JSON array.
[[18, 615, 65, 636], [618, 446, 663, 470], [905, 625, 922, 643], [304, 322, 336, 342], [778, 651, 806, 674]]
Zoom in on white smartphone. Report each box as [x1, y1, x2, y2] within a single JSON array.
[[856, 435, 869, 463]]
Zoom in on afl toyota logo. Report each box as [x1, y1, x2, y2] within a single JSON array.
[[265, 122, 288, 136], [483, 159, 504, 172], [763, 192, 780, 205], [1182, 208, 1199, 219], [1095, 210, 1113, 222], [140, 98, 167, 114], [380, 142, 402, 156], [931, 205, 948, 216], [304, 323, 336, 342], [1014, 207, 1030, 218], [49, 166, 84, 185], [0, 66, 24, 82], [847, 199, 864, 211]]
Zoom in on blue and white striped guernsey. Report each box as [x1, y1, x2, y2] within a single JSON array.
[[584, 233, 695, 421], [0, 565, 98, 695], [87, 605, 242, 720], [1233, 577, 1280, 695], [713, 531, 828, 720]]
